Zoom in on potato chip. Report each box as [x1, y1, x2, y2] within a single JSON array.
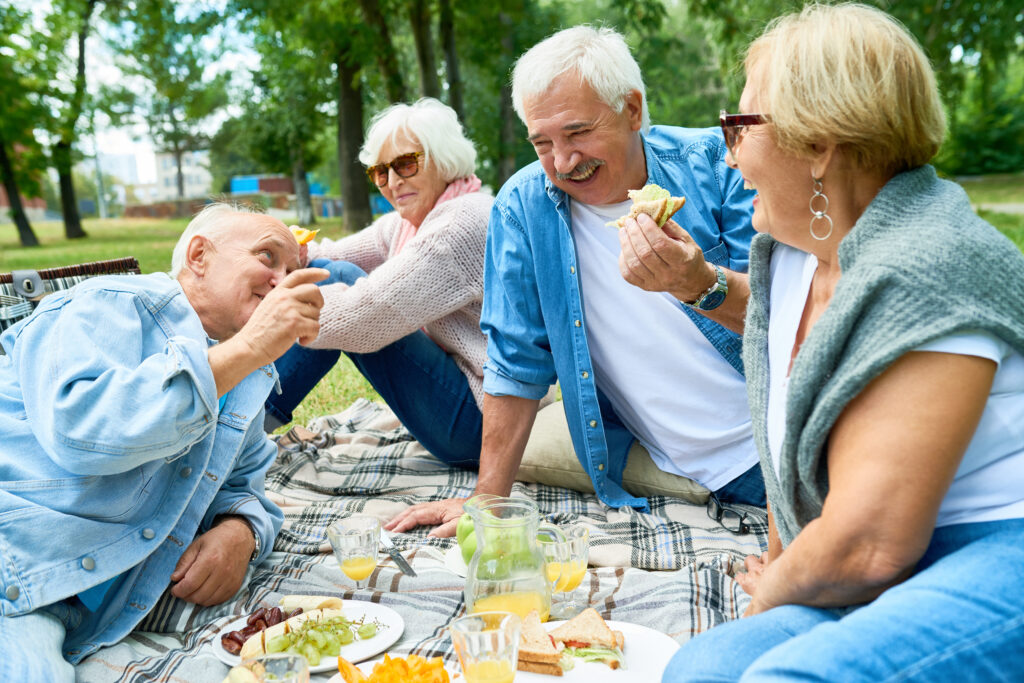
[[339, 653, 450, 683]]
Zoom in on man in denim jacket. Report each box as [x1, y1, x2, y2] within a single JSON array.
[[0, 204, 327, 681], [390, 27, 763, 538]]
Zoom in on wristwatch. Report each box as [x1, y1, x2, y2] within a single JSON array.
[[682, 263, 728, 311]]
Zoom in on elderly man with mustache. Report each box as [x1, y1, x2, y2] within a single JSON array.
[[389, 26, 762, 537]]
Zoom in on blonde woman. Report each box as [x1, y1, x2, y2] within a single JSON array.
[[664, 4, 1024, 680]]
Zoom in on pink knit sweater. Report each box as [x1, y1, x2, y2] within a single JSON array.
[[305, 191, 492, 408]]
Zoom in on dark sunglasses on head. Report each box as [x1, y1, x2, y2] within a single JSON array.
[[365, 151, 425, 187], [719, 110, 770, 158], [706, 492, 752, 535]]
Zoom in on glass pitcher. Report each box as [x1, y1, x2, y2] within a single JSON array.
[[463, 495, 562, 622]]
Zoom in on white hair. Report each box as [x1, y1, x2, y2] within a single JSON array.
[[170, 203, 264, 277], [512, 25, 650, 134], [358, 98, 477, 183]]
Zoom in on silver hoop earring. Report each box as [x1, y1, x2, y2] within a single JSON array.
[[809, 178, 833, 241]]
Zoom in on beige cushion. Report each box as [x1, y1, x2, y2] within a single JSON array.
[[518, 401, 710, 504]]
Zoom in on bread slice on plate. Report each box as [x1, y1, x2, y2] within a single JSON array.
[[518, 609, 564, 676]]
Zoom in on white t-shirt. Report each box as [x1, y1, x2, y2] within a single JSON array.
[[766, 243, 1024, 526], [570, 200, 756, 491]]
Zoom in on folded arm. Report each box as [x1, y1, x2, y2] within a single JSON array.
[[746, 350, 995, 614]]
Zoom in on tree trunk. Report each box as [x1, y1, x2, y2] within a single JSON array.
[[0, 137, 40, 247], [438, 0, 464, 121], [336, 55, 372, 233], [175, 146, 185, 199], [409, 0, 441, 98], [56, 0, 97, 240], [54, 141, 86, 239], [358, 0, 408, 103], [496, 13, 518, 187], [292, 150, 315, 226]]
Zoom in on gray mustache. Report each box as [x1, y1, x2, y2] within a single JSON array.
[[556, 159, 605, 181]]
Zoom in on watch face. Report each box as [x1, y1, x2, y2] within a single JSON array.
[[698, 290, 727, 311]]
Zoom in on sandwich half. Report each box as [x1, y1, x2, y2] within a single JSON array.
[[548, 607, 625, 670], [609, 184, 686, 229], [517, 610, 566, 676]]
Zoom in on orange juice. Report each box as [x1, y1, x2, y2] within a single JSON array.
[[470, 592, 549, 622], [341, 555, 376, 581], [463, 659, 515, 683]]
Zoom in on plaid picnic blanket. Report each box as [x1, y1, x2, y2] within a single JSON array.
[[76, 399, 767, 682]]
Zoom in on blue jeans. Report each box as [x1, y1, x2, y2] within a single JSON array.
[[266, 260, 483, 468], [714, 462, 767, 507], [0, 600, 81, 683], [661, 517, 1024, 682]]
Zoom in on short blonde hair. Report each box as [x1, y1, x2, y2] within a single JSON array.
[[358, 98, 476, 183], [746, 3, 945, 175], [512, 25, 650, 134]]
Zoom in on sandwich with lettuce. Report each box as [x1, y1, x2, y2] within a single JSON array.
[[609, 183, 686, 229]]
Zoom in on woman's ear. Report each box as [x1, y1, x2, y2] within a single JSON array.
[[184, 235, 210, 278], [809, 141, 838, 180]]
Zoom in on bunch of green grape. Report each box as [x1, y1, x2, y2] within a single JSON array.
[[264, 616, 378, 666]]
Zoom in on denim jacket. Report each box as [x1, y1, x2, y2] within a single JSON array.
[[0, 273, 284, 662], [482, 127, 755, 510]]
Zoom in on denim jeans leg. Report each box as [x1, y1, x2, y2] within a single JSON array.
[[714, 462, 767, 507], [346, 329, 482, 468], [661, 604, 834, 683], [0, 607, 76, 683], [265, 259, 362, 425], [740, 518, 1024, 682]]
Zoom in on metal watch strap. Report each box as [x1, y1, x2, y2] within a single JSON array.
[[683, 263, 727, 309]]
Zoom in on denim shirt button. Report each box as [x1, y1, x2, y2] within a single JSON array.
[[570, 266, 576, 274], [142, 528, 156, 540], [589, 420, 597, 428], [597, 463, 605, 471], [574, 320, 581, 327], [581, 371, 589, 379], [180, 467, 192, 478], [81, 557, 96, 571], [5, 585, 19, 600]]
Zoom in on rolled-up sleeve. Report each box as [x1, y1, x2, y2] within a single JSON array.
[[481, 197, 557, 400], [16, 288, 219, 475]]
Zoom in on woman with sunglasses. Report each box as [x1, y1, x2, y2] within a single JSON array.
[[663, 4, 1024, 681], [266, 98, 493, 468]]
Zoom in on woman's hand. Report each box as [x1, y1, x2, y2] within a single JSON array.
[[736, 552, 771, 597]]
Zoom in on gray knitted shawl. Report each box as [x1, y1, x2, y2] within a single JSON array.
[[744, 165, 1024, 546]]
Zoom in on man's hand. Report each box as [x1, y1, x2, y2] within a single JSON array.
[[236, 268, 328, 366], [385, 497, 467, 538], [618, 213, 715, 302], [170, 517, 254, 606], [736, 551, 771, 598]]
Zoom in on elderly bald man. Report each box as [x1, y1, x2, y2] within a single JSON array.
[[0, 203, 326, 682]]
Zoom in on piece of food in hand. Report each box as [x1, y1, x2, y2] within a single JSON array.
[[338, 653, 450, 683], [291, 226, 319, 244], [609, 183, 686, 229], [517, 609, 569, 676], [548, 607, 625, 670], [279, 594, 344, 613]]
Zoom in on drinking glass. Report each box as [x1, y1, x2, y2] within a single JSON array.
[[541, 525, 589, 620], [326, 515, 381, 591], [236, 653, 309, 682], [449, 611, 521, 683]]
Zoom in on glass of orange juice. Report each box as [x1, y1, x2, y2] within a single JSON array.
[[541, 525, 589, 619], [326, 515, 380, 591], [449, 611, 521, 683]]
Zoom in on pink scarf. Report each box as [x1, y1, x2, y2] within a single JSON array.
[[391, 174, 483, 256]]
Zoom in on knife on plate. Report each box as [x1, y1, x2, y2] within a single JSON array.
[[379, 529, 417, 577]]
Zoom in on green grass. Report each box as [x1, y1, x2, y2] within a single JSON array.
[[956, 173, 1024, 206], [3, 176, 1021, 432]]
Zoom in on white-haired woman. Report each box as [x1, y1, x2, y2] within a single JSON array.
[[662, 4, 1024, 681], [266, 98, 491, 467]]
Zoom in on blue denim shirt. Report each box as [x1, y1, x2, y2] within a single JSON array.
[[0, 273, 284, 662], [482, 126, 755, 511]]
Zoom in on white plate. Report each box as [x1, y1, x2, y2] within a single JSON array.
[[325, 656, 459, 682], [516, 620, 680, 682], [213, 601, 405, 674], [443, 544, 468, 578]]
